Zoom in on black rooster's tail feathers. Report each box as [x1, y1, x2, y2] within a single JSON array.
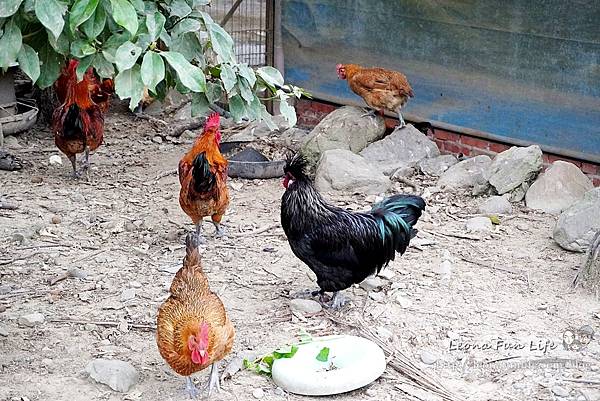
[[371, 195, 426, 260], [63, 104, 83, 138], [192, 152, 216, 193]]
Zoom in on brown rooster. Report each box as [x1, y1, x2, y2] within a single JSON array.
[[52, 59, 113, 179], [337, 63, 414, 126], [157, 232, 235, 398], [178, 112, 229, 242]]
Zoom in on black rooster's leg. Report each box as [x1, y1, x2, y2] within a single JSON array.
[[185, 376, 199, 399], [82, 146, 91, 181], [328, 291, 348, 310]]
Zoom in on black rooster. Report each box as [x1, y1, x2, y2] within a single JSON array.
[[280, 154, 426, 309]]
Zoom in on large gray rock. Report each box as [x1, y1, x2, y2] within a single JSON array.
[[360, 125, 440, 175], [485, 145, 542, 195], [478, 196, 513, 215], [418, 154, 458, 176], [438, 155, 492, 191], [315, 149, 390, 195], [553, 188, 600, 252], [86, 359, 139, 392], [525, 161, 593, 214], [301, 106, 385, 169]]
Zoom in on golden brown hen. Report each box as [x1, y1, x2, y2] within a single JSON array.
[[337, 63, 414, 126], [157, 232, 235, 398]]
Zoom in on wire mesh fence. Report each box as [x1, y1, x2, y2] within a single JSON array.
[[206, 0, 274, 67]]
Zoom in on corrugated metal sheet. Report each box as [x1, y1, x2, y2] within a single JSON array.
[[281, 0, 600, 162]]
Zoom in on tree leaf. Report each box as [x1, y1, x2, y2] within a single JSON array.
[[237, 63, 256, 87], [489, 215, 501, 225], [47, 30, 70, 55], [93, 53, 115, 78], [110, 0, 138, 36], [82, 5, 106, 39], [129, 0, 144, 11], [0, 0, 23, 18], [115, 64, 145, 109], [0, 19, 22, 69], [205, 81, 223, 104], [237, 77, 253, 103], [115, 41, 141, 71], [228, 94, 246, 122], [70, 40, 96, 58], [316, 347, 330, 362], [69, 0, 100, 34], [145, 11, 165, 41], [101, 32, 129, 63], [256, 66, 284, 88], [278, 91, 297, 127], [170, 0, 191, 18], [191, 92, 210, 117], [192, 0, 211, 7], [37, 42, 63, 88], [171, 31, 203, 61], [220, 63, 235, 93], [160, 51, 205, 92], [201, 12, 234, 64], [17, 44, 40, 83], [75, 55, 95, 81], [140, 51, 164, 92], [172, 18, 201, 38], [34, 0, 66, 39]]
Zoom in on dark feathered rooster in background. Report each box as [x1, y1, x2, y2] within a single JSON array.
[[281, 155, 425, 309], [52, 59, 113, 179]]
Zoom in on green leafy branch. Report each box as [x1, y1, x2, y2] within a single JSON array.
[[0, 0, 307, 128]]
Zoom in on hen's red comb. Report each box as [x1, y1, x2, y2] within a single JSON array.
[[204, 112, 220, 131]]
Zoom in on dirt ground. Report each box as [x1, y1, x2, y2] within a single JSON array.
[[1, 104, 600, 401]]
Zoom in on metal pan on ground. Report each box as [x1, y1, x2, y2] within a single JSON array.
[[221, 142, 286, 179], [272, 335, 386, 396]]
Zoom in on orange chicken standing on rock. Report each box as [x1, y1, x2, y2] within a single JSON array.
[[178, 112, 229, 242], [337, 63, 414, 127], [157, 232, 235, 398]]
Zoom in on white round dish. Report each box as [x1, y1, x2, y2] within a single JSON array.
[[272, 335, 386, 396]]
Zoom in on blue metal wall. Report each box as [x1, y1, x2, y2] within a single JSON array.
[[281, 0, 600, 162]]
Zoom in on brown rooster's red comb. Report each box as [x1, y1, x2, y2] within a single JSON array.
[[204, 112, 220, 131]]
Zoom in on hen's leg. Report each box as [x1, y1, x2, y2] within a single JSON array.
[[195, 222, 207, 244], [205, 361, 221, 396], [396, 108, 406, 127], [211, 214, 227, 238], [361, 108, 377, 118], [82, 146, 91, 181], [185, 376, 199, 399]]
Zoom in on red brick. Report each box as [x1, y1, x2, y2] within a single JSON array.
[[434, 129, 460, 142], [489, 143, 511, 153], [434, 139, 446, 150], [444, 142, 462, 154], [581, 162, 599, 175], [459, 145, 471, 156], [542, 154, 551, 163], [460, 135, 490, 150], [547, 154, 582, 167]]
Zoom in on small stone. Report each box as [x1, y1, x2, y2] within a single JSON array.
[[4, 135, 20, 148], [19, 312, 45, 327], [68, 267, 88, 279], [86, 359, 139, 392], [289, 299, 322, 314], [465, 216, 493, 233], [396, 295, 413, 308], [84, 323, 98, 331], [31, 176, 43, 184], [420, 350, 439, 365], [11, 233, 25, 243], [129, 281, 142, 288], [42, 358, 53, 366], [152, 135, 163, 144], [79, 292, 91, 302], [369, 292, 385, 302], [418, 154, 458, 176], [365, 388, 378, 397], [391, 282, 408, 290], [376, 326, 393, 340], [120, 288, 136, 302], [360, 276, 385, 292], [0, 326, 8, 336], [49, 155, 62, 166], [435, 260, 452, 277], [378, 269, 396, 280], [551, 385, 570, 397], [165, 229, 179, 241], [252, 388, 265, 399], [50, 215, 61, 224], [273, 387, 285, 396], [478, 196, 513, 215], [124, 221, 136, 232]]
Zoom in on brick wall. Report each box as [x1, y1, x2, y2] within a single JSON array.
[[295, 98, 600, 186]]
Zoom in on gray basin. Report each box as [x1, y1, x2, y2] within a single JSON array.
[[221, 141, 286, 179]]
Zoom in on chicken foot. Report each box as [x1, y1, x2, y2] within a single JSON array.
[[327, 291, 348, 310], [204, 361, 221, 396], [81, 146, 91, 181], [396, 108, 406, 128], [194, 222, 207, 245], [185, 376, 199, 399], [212, 221, 228, 238], [68, 155, 79, 178]]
